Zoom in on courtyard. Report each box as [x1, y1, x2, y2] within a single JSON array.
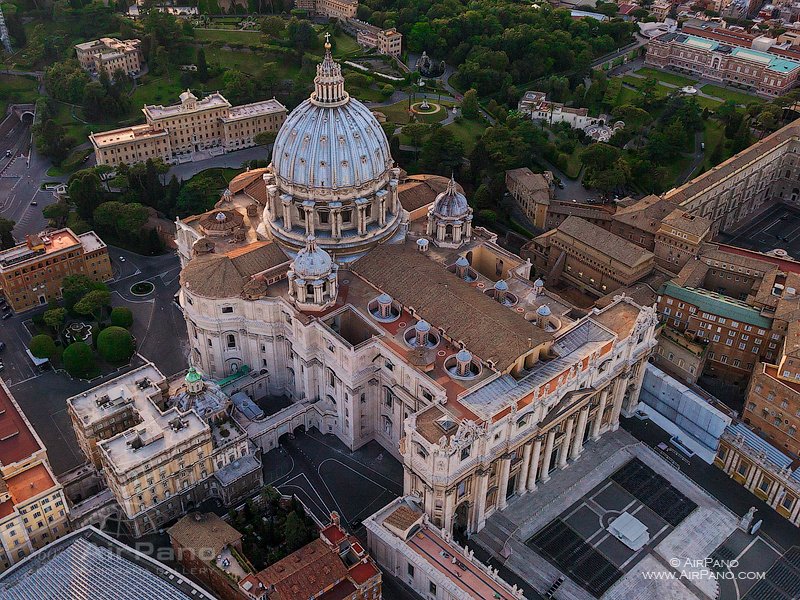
[[262, 428, 403, 528], [721, 203, 800, 259]]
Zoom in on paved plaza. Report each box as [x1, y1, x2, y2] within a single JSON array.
[[474, 429, 740, 600], [263, 429, 403, 528], [721, 204, 800, 258]]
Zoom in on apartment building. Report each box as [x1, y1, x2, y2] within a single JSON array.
[[0, 379, 70, 572], [530, 215, 656, 297], [655, 244, 799, 382], [0, 229, 112, 312], [91, 91, 287, 167], [646, 27, 800, 97], [349, 20, 402, 56], [505, 167, 553, 230], [67, 363, 262, 537], [366, 497, 522, 600], [75, 37, 143, 78], [295, 0, 358, 19]]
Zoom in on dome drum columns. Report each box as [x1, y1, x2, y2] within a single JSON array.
[[288, 236, 338, 312], [426, 175, 474, 249]]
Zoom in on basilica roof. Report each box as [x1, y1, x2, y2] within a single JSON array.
[[270, 43, 392, 200], [180, 241, 289, 298], [351, 243, 552, 371]]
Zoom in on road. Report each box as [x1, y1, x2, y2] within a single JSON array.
[[0, 112, 61, 241], [166, 146, 269, 181], [0, 249, 188, 475]]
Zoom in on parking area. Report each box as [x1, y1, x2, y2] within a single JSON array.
[[263, 429, 403, 528], [722, 204, 800, 257]]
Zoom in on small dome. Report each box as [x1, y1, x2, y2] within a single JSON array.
[[377, 293, 392, 304], [185, 366, 202, 384], [432, 175, 469, 219], [455, 256, 469, 267], [416, 238, 428, 248], [456, 349, 473, 363], [537, 304, 551, 317], [215, 212, 227, 222], [293, 236, 333, 279], [534, 278, 545, 288], [415, 319, 431, 333], [495, 279, 509, 292]]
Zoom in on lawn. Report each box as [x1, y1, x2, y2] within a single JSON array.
[[622, 75, 672, 98], [327, 31, 360, 57], [195, 28, 264, 44], [443, 118, 487, 154], [0, 74, 39, 115], [635, 67, 698, 87], [379, 99, 454, 125], [700, 84, 763, 105], [131, 74, 186, 108], [561, 147, 583, 179], [702, 118, 726, 170]]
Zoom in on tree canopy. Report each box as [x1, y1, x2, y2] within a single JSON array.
[[110, 306, 134, 329], [97, 326, 135, 363], [62, 342, 95, 378], [29, 335, 57, 360]]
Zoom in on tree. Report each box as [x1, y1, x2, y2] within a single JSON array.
[[176, 175, 222, 216], [68, 170, 104, 220], [110, 306, 134, 328], [254, 131, 277, 146], [97, 326, 135, 363], [261, 15, 285, 36], [74, 289, 111, 320], [419, 128, 464, 175], [0, 217, 15, 250], [461, 89, 480, 120], [283, 510, 311, 552], [197, 47, 208, 82], [43, 202, 69, 227], [63, 342, 95, 378], [286, 18, 316, 51], [43, 308, 67, 330], [62, 275, 107, 311], [29, 335, 57, 359]]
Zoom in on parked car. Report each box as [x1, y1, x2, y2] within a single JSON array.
[[1, 313, 11, 320], [119, 256, 126, 262], [30, 201, 37, 206]]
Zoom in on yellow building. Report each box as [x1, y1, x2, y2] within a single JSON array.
[[90, 91, 287, 167], [75, 38, 143, 78], [0, 229, 112, 313], [505, 167, 553, 230], [0, 379, 70, 572], [68, 363, 261, 537]]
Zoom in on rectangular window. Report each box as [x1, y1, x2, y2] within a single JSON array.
[[408, 563, 415, 578]]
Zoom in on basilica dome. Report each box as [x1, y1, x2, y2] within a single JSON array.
[[292, 235, 333, 279], [432, 176, 470, 219], [263, 37, 402, 257], [271, 43, 392, 201]]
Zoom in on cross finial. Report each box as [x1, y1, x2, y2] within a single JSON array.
[[324, 32, 331, 46]]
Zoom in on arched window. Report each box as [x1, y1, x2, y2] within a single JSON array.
[[382, 415, 393, 434]]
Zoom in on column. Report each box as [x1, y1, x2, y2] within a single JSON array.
[[571, 406, 590, 460], [443, 490, 456, 533], [497, 456, 511, 510], [282, 199, 293, 230], [610, 373, 629, 431], [473, 469, 489, 532], [437, 222, 446, 243], [453, 223, 463, 244], [591, 389, 609, 441], [723, 446, 737, 472], [768, 483, 783, 506], [527, 437, 542, 492], [313, 283, 323, 305], [622, 360, 648, 417], [540, 430, 556, 483], [516, 443, 532, 495], [403, 466, 413, 493], [465, 216, 472, 239], [296, 281, 307, 303], [790, 497, 800, 524], [358, 206, 367, 235], [304, 206, 314, 236], [559, 417, 575, 468], [745, 466, 760, 491], [379, 196, 387, 227]]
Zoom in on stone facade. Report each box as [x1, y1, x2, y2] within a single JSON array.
[[0, 228, 112, 313], [67, 364, 262, 537], [0, 380, 70, 572], [90, 91, 287, 167], [505, 168, 553, 230], [646, 26, 800, 97], [75, 37, 143, 78]]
